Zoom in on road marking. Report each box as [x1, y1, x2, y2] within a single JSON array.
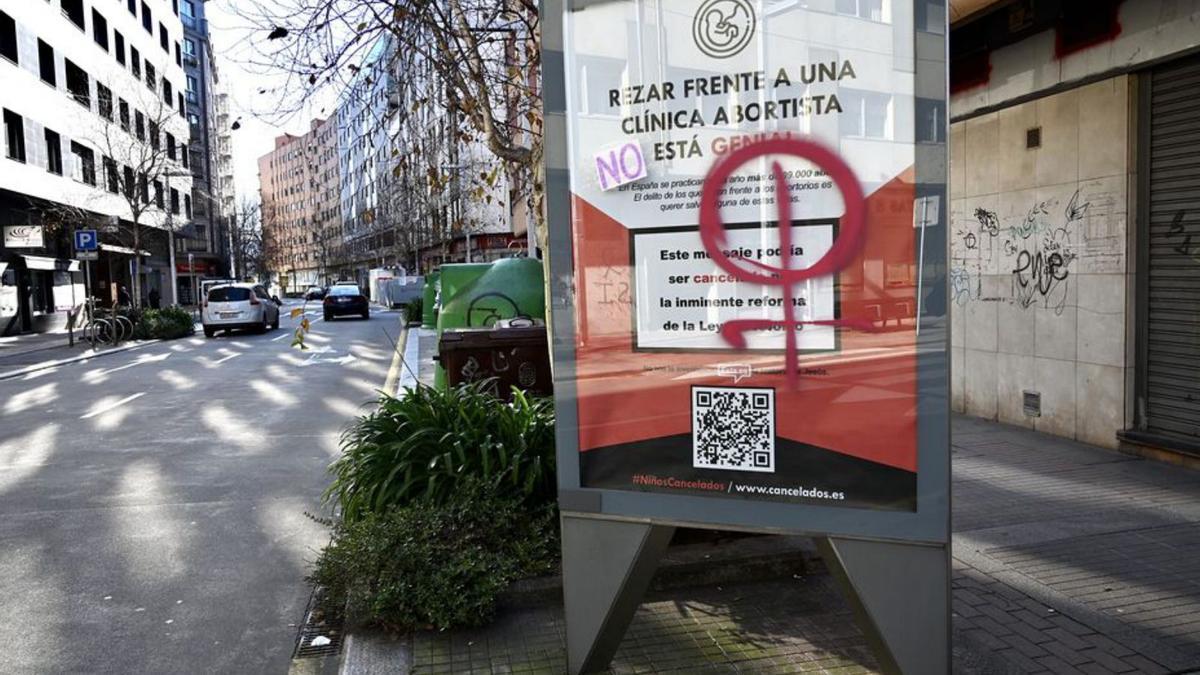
[[212, 352, 240, 365], [80, 392, 145, 419]]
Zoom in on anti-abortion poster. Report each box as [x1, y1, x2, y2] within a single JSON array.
[[563, 0, 926, 511]]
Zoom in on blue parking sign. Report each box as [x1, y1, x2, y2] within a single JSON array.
[[74, 229, 98, 251]]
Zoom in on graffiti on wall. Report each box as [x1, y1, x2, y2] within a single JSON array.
[[951, 180, 1123, 315]]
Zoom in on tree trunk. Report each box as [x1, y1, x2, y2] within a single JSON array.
[[131, 221, 142, 308]]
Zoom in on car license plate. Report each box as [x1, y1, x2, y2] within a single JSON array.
[[220, 312, 239, 318]]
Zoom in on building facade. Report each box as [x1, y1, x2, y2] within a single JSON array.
[[176, 0, 229, 303], [1, 0, 194, 334], [949, 0, 1200, 456], [259, 116, 340, 292]]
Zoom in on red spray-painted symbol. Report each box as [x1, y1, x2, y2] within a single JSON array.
[[698, 138, 872, 389]]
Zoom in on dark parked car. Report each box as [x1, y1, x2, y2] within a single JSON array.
[[323, 284, 369, 320], [305, 286, 326, 301]]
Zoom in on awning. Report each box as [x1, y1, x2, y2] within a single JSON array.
[[100, 244, 152, 257], [22, 255, 81, 272]]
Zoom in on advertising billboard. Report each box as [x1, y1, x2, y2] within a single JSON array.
[[549, 0, 948, 541]]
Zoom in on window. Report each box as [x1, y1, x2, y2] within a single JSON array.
[[177, 92, 184, 117], [183, 38, 196, 58], [3, 110, 25, 162], [92, 9, 108, 50], [135, 110, 145, 141], [159, 24, 168, 52], [45, 129, 62, 175], [103, 156, 118, 192], [118, 99, 130, 131], [184, 194, 192, 219], [131, 47, 141, 77], [186, 75, 198, 103], [70, 142, 96, 185], [835, 0, 888, 22], [170, 187, 180, 215], [122, 165, 134, 196], [149, 121, 159, 151], [162, 79, 172, 105], [114, 30, 125, 65], [65, 60, 90, 108], [37, 40, 55, 86], [97, 83, 113, 120], [181, 145, 188, 168], [62, 0, 86, 30], [916, 97, 945, 143], [154, 179, 163, 207], [141, 3, 152, 33], [127, 0, 136, 16], [166, 133, 176, 160], [0, 10, 17, 64], [181, 0, 195, 27], [174, 42, 180, 67], [207, 287, 250, 302], [138, 172, 148, 204], [145, 63, 155, 91], [840, 88, 892, 139]]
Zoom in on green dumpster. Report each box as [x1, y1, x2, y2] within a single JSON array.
[[434, 258, 545, 389], [421, 272, 440, 328]]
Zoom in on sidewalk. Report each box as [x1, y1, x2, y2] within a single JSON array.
[[0, 329, 156, 379], [333, 412, 1200, 674]]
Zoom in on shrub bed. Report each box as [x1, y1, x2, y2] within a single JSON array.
[[133, 306, 195, 340], [315, 381, 559, 632], [401, 297, 423, 326], [309, 482, 558, 632], [325, 381, 556, 524]]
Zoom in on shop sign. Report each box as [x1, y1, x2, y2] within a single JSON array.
[[4, 226, 44, 249]]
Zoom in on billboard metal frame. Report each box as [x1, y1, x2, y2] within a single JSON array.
[[543, 1, 950, 671]]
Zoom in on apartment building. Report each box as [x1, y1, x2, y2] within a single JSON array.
[[1, 0, 194, 334], [260, 115, 340, 291], [175, 0, 228, 303]]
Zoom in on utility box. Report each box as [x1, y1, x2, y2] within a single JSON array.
[[436, 324, 552, 401]]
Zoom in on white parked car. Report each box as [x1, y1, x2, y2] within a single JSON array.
[[202, 283, 281, 337]]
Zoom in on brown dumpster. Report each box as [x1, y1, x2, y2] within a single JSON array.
[[436, 323, 552, 400]]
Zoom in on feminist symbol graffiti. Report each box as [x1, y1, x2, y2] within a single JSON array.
[[698, 138, 872, 389]]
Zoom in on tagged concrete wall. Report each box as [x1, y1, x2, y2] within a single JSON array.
[[949, 75, 1134, 449]]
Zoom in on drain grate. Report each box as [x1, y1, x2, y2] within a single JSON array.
[[291, 586, 345, 659]]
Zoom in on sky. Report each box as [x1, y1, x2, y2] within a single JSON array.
[[203, 1, 339, 206]]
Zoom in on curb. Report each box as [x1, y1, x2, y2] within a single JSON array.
[[0, 339, 161, 381]]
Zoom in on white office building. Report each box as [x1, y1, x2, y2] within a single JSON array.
[[0, 0, 193, 334]]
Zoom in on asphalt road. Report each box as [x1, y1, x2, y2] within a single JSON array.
[[0, 302, 403, 674]]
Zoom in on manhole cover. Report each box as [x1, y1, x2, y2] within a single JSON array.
[[292, 586, 344, 659]]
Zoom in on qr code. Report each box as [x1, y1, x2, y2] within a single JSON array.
[[692, 386, 775, 473]]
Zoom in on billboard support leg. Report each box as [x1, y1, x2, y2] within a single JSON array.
[[562, 514, 674, 674], [816, 537, 950, 675]]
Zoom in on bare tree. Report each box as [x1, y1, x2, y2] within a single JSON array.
[[233, 0, 543, 255], [228, 198, 269, 281]]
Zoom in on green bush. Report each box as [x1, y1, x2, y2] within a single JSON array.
[[134, 306, 195, 340], [309, 482, 558, 631], [325, 381, 555, 524], [401, 297, 423, 325]]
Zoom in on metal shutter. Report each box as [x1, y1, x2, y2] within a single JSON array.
[[1145, 54, 1200, 443]]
